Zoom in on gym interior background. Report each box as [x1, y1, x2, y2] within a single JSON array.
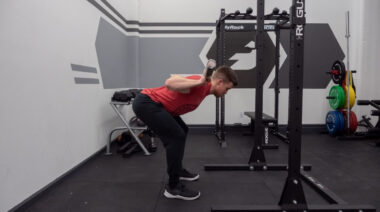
[[1, 0, 379, 211]]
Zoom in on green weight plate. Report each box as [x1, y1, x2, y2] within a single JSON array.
[[329, 86, 345, 109]]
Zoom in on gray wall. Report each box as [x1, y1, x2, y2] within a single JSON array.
[[355, 0, 380, 124]]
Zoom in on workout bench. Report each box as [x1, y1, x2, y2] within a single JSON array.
[[244, 111, 279, 149]]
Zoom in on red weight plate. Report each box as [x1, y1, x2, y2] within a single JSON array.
[[342, 111, 358, 133]]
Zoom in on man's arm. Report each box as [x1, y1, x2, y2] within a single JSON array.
[[165, 74, 206, 93], [165, 59, 215, 93]]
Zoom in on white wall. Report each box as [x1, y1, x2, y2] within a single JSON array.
[[354, 0, 380, 124], [0, 0, 125, 211]]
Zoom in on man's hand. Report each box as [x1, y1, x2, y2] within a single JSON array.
[[203, 59, 217, 82], [207, 59, 216, 69]]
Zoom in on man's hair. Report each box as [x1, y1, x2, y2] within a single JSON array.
[[211, 65, 238, 86]]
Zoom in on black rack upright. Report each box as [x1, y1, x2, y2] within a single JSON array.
[[215, 9, 227, 147]]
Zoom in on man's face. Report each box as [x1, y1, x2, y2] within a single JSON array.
[[214, 79, 234, 98]]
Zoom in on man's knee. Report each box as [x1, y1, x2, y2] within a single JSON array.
[[174, 129, 187, 141], [183, 125, 189, 134]]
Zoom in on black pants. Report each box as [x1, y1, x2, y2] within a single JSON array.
[[132, 93, 188, 187]]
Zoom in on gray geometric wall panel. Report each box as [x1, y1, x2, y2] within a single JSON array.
[[139, 37, 208, 88], [95, 18, 208, 89], [206, 30, 275, 88], [270, 23, 345, 88], [94, 18, 343, 89], [96, 18, 138, 89]]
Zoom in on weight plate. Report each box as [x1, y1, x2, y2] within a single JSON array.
[[326, 111, 337, 135], [343, 86, 356, 109], [326, 111, 344, 135], [329, 86, 345, 110], [342, 111, 358, 133], [331, 60, 346, 85], [336, 111, 345, 133]]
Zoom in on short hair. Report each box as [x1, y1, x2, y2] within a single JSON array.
[[211, 65, 238, 86]]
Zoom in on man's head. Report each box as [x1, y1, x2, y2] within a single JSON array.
[[210, 66, 238, 98]]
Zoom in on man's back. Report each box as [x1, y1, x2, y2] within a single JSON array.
[[142, 75, 211, 116]]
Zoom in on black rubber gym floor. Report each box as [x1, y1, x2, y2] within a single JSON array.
[[18, 129, 380, 212]]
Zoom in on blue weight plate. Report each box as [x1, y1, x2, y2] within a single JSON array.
[[336, 111, 345, 133], [326, 111, 339, 135]]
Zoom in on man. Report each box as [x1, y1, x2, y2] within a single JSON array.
[[132, 60, 238, 200]]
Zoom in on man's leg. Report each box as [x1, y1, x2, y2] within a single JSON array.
[[133, 94, 184, 186], [174, 116, 189, 135], [173, 116, 200, 181], [173, 116, 188, 167], [132, 94, 200, 200]]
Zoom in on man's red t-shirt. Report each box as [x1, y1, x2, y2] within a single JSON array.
[[141, 75, 211, 116]]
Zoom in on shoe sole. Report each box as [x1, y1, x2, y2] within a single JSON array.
[[164, 190, 201, 200], [179, 174, 200, 181]]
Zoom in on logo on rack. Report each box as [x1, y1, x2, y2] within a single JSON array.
[[254, 25, 276, 31], [225, 25, 244, 31], [295, 0, 305, 40]]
